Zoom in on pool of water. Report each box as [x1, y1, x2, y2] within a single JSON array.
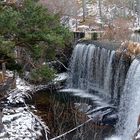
[[27, 89, 116, 140]]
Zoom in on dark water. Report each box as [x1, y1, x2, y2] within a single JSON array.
[[27, 90, 115, 140]]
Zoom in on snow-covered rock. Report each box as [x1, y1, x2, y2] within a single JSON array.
[[0, 78, 49, 140]]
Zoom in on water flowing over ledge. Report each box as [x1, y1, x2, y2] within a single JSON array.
[[116, 59, 140, 139], [68, 43, 130, 105]]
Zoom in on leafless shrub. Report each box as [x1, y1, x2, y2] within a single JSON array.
[[102, 18, 132, 41]]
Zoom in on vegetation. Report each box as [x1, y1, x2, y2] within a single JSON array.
[[0, 0, 73, 82], [30, 65, 56, 83]]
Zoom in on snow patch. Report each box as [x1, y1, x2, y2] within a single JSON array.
[[105, 136, 122, 140], [1, 78, 49, 140], [54, 73, 68, 82]]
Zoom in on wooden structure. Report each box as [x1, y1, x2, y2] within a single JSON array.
[[73, 31, 104, 41]]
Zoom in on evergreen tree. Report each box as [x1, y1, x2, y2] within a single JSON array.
[[0, 0, 73, 82]]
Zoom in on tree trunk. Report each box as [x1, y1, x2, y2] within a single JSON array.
[[98, 0, 103, 29], [82, 0, 86, 22], [2, 62, 6, 81], [0, 108, 4, 133]]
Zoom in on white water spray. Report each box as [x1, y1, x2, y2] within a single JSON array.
[[117, 59, 140, 139]]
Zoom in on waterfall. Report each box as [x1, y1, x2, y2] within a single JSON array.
[[68, 43, 130, 103], [116, 59, 140, 139], [67, 41, 140, 139]]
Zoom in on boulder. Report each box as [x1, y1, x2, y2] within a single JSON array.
[[88, 106, 118, 126]]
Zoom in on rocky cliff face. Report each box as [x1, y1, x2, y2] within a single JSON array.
[[117, 41, 140, 60]]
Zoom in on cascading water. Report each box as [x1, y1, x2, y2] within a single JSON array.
[[116, 59, 140, 139], [66, 42, 140, 140], [68, 43, 129, 104]]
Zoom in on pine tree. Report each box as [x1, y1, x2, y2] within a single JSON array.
[[0, 0, 73, 83]]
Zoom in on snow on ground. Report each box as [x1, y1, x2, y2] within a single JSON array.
[[105, 136, 121, 140], [7, 77, 33, 104], [62, 1, 140, 32], [0, 73, 68, 139], [0, 78, 49, 140], [2, 107, 43, 140], [53, 73, 68, 82]]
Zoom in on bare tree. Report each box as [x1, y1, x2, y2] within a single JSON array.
[[82, 0, 87, 21], [98, 0, 102, 24], [40, 0, 79, 16]]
